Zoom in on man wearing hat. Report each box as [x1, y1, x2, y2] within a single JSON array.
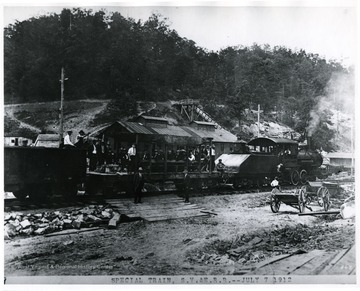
[[63, 130, 75, 149], [75, 130, 86, 148], [133, 167, 145, 204]]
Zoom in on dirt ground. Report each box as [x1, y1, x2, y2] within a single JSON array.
[[4, 191, 356, 277]]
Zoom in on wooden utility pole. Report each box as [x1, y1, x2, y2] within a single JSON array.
[[59, 67, 65, 146], [257, 104, 260, 137]]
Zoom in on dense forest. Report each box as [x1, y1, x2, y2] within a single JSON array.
[[4, 8, 353, 150]]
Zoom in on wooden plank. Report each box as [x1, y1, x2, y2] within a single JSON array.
[[291, 251, 338, 275], [286, 250, 324, 274], [124, 204, 199, 210], [136, 208, 205, 218], [323, 245, 356, 275], [142, 208, 209, 218], [44, 227, 102, 237], [145, 213, 209, 222], [108, 212, 121, 229], [318, 248, 350, 274], [298, 210, 340, 216]]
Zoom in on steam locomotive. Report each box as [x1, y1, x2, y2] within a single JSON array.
[[216, 137, 324, 187]]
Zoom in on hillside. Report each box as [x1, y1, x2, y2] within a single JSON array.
[[4, 100, 110, 140], [2, 99, 307, 142]]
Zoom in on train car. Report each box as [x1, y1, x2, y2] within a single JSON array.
[[4, 146, 87, 200], [216, 137, 323, 187]]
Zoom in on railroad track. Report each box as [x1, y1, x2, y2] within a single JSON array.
[[4, 184, 301, 212]]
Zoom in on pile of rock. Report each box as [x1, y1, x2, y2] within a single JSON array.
[[4, 205, 117, 238]]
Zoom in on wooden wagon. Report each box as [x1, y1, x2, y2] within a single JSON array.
[[269, 186, 310, 214], [270, 181, 338, 214]]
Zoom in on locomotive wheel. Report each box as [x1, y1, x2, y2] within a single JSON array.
[[270, 193, 281, 213], [322, 187, 331, 211], [299, 169, 308, 185], [297, 186, 307, 213], [12, 189, 28, 201], [290, 170, 300, 186]]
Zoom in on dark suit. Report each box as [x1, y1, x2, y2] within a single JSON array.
[[133, 171, 145, 203]]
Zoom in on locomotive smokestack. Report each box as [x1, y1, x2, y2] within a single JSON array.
[[307, 133, 312, 150]]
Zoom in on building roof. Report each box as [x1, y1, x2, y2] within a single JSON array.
[[190, 121, 216, 126], [182, 126, 237, 143], [90, 118, 238, 144], [326, 152, 354, 159], [34, 134, 60, 147], [137, 115, 169, 123], [248, 137, 298, 146], [120, 121, 154, 135], [35, 134, 60, 141]]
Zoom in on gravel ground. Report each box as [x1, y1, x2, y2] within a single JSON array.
[[4, 191, 355, 276]]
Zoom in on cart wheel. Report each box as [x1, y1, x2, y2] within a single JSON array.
[[322, 187, 331, 211], [270, 191, 281, 213], [316, 186, 325, 207], [299, 169, 308, 185], [298, 186, 306, 213], [290, 170, 300, 186]]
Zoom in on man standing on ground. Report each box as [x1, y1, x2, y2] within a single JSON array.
[[133, 167, 145, 204], [183, 169, 191, 203]]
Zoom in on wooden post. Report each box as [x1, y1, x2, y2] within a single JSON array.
[[59, 67, 65, 146], [164, 143, 168, 174], [257, 104, 260, 137]]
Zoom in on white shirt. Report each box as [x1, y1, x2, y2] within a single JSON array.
[[128, 147, 136, 156], [64, 134, 74, 146], [188, 154, 195, 161], [271, 179, 279, 187]]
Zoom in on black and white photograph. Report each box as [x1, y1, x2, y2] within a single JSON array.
[[2, 0, 358, 287]]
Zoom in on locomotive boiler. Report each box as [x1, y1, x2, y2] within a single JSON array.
[[216, 137, 324, 187]]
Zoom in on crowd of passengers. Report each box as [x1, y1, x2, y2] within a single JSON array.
[[87, 143, 221, 172]]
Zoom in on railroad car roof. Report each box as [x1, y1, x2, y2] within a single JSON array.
[[248, 137, 298, 146], [90, 120, 237, 143]]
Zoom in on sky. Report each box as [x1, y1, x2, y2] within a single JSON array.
[[2, 0, 357, 67]]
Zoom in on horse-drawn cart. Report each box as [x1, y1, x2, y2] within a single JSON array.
[[270, 180, 339, 214], [270, 186, 309, 213]]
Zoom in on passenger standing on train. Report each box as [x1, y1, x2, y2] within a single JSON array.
[[88, 140, 98, 171], [216, 159, 225, 178], [128, 144, 137, 173], [201, 146, 210, 172], [63, 131, 75, 149], [75, 130, 86, 148], [210, 145, 216, 171], [133, 167, 145, 204], [96, 141, 107, 166], [119, 147, 129, 172]]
